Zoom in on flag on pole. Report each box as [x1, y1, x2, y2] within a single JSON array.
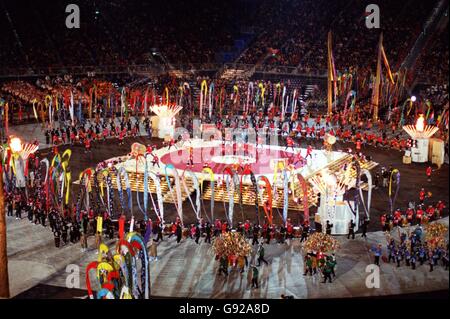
[[380, 43, 395, 84], [327, 31, 336, 116]]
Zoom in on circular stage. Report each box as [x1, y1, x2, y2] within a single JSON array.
[[160, 144, 300, 175], [116, 139, 350, 185]]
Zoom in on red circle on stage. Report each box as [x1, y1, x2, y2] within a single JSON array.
[[160, 144, 303, 174]]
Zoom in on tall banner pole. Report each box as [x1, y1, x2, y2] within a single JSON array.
[[327, 31, 334, 117], [372, 33, 383, 122]]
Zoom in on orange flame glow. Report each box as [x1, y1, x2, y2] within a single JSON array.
[[415, 114, 425, 132]]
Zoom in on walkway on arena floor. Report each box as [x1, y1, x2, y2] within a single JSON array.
[[6, 215, 449, 299]]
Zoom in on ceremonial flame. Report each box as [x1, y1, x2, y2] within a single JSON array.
[[415, 114, 425, 132], [150, 104, 182, 118], [9, 137, 23, 153]]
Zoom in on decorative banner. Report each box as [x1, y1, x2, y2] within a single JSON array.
[[148, 171, 164, 222], [164, 164, 183, 225], [89, 85, 97, 119], [144, 85, 149, 116], [272, 160, 285, 193], [200, 167, 215, 221], [199, 80, 208, 119], [179, 171, 197, 219], [246, 82, 254, 114], [86, 261, 99, 299], [40, 158, 50, 210], [208, 82, 215, 119], [327, 31, 336, 116], [381, 42, 395, 85], [399, 97, 412, 126], [45, 95, 53, 126], [136, 158, 149, 221], [116, 166, 132, 213], [96, 216, 103, 233], [425, 100, 432, 120], [291, 89, 298, 121], [69, 91, 75, 125], [218, 87, 225, 116], [120, 87, 127, 118], [257, 176, 273, 225], [184, 170, 201, 221], [351, 161, 373, 220], [272, 159, 285, 212], [296, 173, 310, 222], [116, 239, 134, 293], [223, 166, 236, 226], [61, 149, 72, 205], [358, 168, 372, 220], [282, 169, 289, 224], [389, 169, 400, 214], [99, 169, 114, 217], [232, 85, 239, 110], [118, 216, 126, 240], [344, 90, 356, 115], [126, 233, 150, 299], [164, 86, 169, 105], [31, 99, 38, 121], [281, 85, 287, 121], [258, 83, 265, 107], [76, 168, 93, 221], [239, 165, 258, 220], [78, 98, 83, 123]]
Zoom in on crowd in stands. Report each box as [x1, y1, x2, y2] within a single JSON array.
[[0, 0, 442, 73], [0, 0, 243, 72], [0, 0, 448, 132], [414, 17, 449, 84], [237, 0, 437, 73]]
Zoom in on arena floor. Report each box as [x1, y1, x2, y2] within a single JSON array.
[[5, 124, 449, 299], [32, 134, 449, 232]]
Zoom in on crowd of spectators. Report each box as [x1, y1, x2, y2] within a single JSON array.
[[237, 0, 437, 74], [0, 0, 445, 78], [0, 0, 448, 123], [0, 0, 244, 72], [415, 26, 449, 87]]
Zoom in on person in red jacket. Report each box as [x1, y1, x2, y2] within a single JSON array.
[[285, 136, 295, 152], [305, 144, 313, 159], [151, 154, 160, 168], [355, 139, 362, 151], [380, 214, 387, 231], [168, 222, 177, 239], [118, 130, 125, 145], [221, 221, 228, 234], [244, 220, 251, 237], [416, 207, 424, 224], [394, 209, 402, 221], [426, 205, 435, 220], [435, 200, 446, 218], [419, 188, 426, 204], [376, 136, 383, 147], [70, 131, 76, 144], [426, 166, 432, 182], [52, 135, 59, 145], [305, 126, 311, 137], [214, 219, 222, 237], [406, 207, 414, 224], [84, 138, 91, 153]]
